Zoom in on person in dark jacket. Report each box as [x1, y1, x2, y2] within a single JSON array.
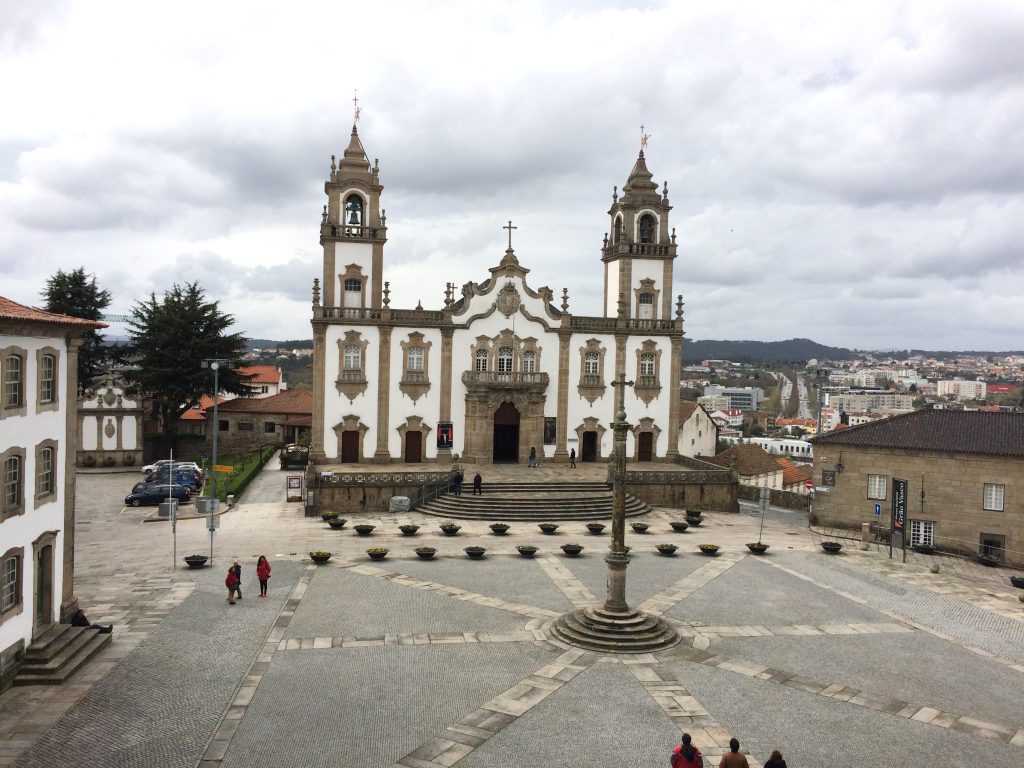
[[671, 733, 701, 768], [569, 448, 576, 468], [453, 468, 464, 495], [719, 738, 750, 768], [472, 473, 482, 495], [256, 555, 271, 597], [71, 609, 112, 634], [763, 749, 787, 768], [230, 559, 242, 600], [528, 446, 537, 467]]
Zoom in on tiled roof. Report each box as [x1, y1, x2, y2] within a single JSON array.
[[810, 409, 1024, 457], [708, 443, 782, 476], [178, 395, 228, 421], [215, 388, 312, 415], [238, 365, 282, 384], [776, 458, 812, 485], [0, 296, 106, 329]]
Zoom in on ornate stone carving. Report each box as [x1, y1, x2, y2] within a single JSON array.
[[103, 419, 116, 439], [495, 281, 521, 317]]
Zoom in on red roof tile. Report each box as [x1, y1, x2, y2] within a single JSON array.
[[215, 388, 312, 415], [708, 443, 782, 476], [0, 296, 106, 329], [238, 365, 282, 384]]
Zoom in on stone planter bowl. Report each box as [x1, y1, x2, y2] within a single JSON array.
[[685, 516, 704, 526], [415, 547, 436, 560], [367, 548, 388, 561], [310, 552, 332, 564], [399, 524, 420, 536], [1009, 575, 1024, 590], [440, 524, 461, 536], [539, 523, 559, 535], [586, 523, 606, 535], [560, 543, 583, 557], [656, 544, 677, 557], [327, 518, 348, 530], [489, 523, 510, 535], [517, 545, 538, 558], [698, 544, 719, 556], [670, 521, 689, 533], [464, 547, 487, 560], [821, 541, 843, 554], [184, 555, 208, 569], [354, 524, 375, 536], [746, 542, 769, 555], [630, 522, 649, 534]]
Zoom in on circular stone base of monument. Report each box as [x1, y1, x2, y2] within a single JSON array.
[[549, 606, 679, 653]]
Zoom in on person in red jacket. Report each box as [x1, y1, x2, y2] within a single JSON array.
[[256, 555, 271, 597], [225, 567, 239, 605], [671, 733, 702, 768]]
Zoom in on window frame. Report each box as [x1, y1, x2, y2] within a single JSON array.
[[867, 474, 887, 500], [1, 448, 25, 520], [497, 346, 514, 374], [37, 348, 60, 412], [910, 520, 935, 547], [35, 439, 58, 506], [475, 349, 488, 373], [983, 483, 1005, 512], [0, 548, 24, 622], [521, 350, 536, 374], [0, 348, 28, 418]]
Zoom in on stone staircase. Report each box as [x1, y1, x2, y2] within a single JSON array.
[[416, 481, 651, 521], [14, 624, 112, 686]]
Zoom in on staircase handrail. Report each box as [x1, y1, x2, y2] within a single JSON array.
[[408, 471, 455, 511]]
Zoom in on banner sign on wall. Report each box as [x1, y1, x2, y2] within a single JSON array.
[[891, 477, 907, 555], [437, 422, 453, 450]]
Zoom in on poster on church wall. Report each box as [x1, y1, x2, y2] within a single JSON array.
[[437, 422, 453, 450], [543, 417, 556, 445]]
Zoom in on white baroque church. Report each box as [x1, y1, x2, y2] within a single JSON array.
[[310, 125, 684, 467]]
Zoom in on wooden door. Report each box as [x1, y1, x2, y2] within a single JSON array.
[[341, 431, 360, 463], [582, 431, 598, 462], [34, 545, 53, 634], [405, 431, 422, 463], [637, 432, 653, 462]]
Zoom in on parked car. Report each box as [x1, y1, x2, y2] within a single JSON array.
[[125, 483, 192, 507], [142, 460, 204, 477], [280, 444, 310, 469], [144, 467, 203, 489]]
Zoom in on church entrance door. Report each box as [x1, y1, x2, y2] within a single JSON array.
[[340, 430, 360, 463], [581, 431, 598, 462], [637, 432, 653, 462], [405, 431, 422, 463], [492, 402, 520, 463]]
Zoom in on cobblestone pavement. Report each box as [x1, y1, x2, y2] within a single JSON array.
[[1, 463, 1023, 767]]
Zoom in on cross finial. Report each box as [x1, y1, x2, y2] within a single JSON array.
[[503, 220, 517, 249], [353, 90, 361, 124], [640, 124, 651, 152]]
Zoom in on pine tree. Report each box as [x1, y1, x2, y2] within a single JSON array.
[[41, 267, 112, 385]]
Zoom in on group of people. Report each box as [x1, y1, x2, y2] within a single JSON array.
[[671, 735, 787, 768], [450, 468, 483, 496], [225, 556, 272, 604]]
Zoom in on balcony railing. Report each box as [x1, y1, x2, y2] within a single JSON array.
[[462, 371, 549, 387], [569, 316, 677, 332], [581, 374, 603, 387], [636, 375, 659, 389], [321, 223, 383, 240]]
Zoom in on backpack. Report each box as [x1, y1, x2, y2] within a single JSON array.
[[226, 572, 238, 588]]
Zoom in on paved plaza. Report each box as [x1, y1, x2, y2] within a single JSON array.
[[2, 458, 1024, 767]]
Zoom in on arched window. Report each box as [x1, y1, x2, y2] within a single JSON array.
[[4, 355, 22, 408], [497, 347, 513, 374], [521, 351, 536, 373], [345, 194, 364, 226], [584, 352, 600, 375], [39, 354, 56, 404], [613, 215, 623, 244], [639, 214, 655, 243], [640, 353, 656, 376], [343, 345, 361, 370], [475, 349, 488, 372], [407, 347, 423, 371]]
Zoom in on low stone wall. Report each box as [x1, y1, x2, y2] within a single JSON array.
[[626, 468, 739, 513], [737, 485, 810, 512], [312, 470, 451, 516]]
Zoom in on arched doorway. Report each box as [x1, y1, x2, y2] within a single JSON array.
[[582, 431, 599, 462], [493, 402, 520, 463], [32, 533, 56, 637]]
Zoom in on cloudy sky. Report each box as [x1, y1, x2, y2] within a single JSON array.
[[2, 1, 1023, 352]]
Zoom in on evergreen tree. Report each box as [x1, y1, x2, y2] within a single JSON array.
[[41, 267, 111, 385], [127, 282, 251, 436]]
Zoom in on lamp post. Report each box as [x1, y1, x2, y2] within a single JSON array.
[[550, 373, 678, 652], [202, 360, 232, 501]]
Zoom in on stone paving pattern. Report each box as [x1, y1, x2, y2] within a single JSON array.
[[1, 462, 1023, 767]]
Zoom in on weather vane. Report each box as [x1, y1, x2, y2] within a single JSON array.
[[640, 124, 651, 151], [353, 90, 361, 124]]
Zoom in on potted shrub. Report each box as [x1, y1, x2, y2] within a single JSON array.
[[746, 542, 769, 555], [399, 524, 420, 536], [366, 547, 388, 561], [440, 522, 461, 536], [821, 541, 843, 554], [685, 513, 704, 526], [354, 524, 375, 536], [489, 523, 510, 535], [656, 543, 678, 557], [977, 553, 999, 567], [464, 546, 487, 560], [539, 523, 559, 535], [670, 520, 689, 533], [912, 544, 934, 555], [1009, 575, 1024, 590], [328, 518, 348, 530], [630, 522, 649, 534], [310, 550, 332, 564], [586, 522, 606, 534], [698, 543, 720, 556], [321, 511, 339, 522], [517, 544, 538, 558], [184, 554, 208, 569], [560, 543, 583, 557], [415, 546, 437, 560]]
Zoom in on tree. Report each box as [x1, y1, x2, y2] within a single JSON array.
[[41, 267, 111, 385], [127, 282, 251, 437]]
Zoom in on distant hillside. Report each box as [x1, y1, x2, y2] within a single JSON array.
[[247, 338, 313, 350], [683, 338, 855, 364]]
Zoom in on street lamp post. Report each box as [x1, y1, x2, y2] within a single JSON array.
[[202, 359, 232, 500]]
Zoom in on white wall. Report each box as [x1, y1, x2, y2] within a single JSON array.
[[321, 324, 380, 459]]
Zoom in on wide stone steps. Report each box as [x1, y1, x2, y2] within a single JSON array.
[[417, 481, 651, 521], [550, 606, 679, 653], [14, 624, 111, 685]]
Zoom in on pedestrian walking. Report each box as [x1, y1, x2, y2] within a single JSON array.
[[763, 750, 786, 768], [472, 472, 483, 495], [569, 448, 576, 468], [528, 446, 537, 467], [453, 467, 464, 495], [231, 558, 243, 601], [256, 555, 271, 598], [718, 738, 750, 768], [225, 566, 239, 605], [670, 733, 702, 768]]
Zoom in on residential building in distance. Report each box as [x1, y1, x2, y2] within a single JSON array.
[[702, 385, 764, 412], [777, 458, 813, 495], [829, 390, 913, 414], [677, 402, 717, 458], [810, 410, 1024, 566], [238, 365, 287, 398], [1, 297, 103, 685], [708, 443, 783, 489], [720, 435, 813, 463], [211, 388, 313, 452], [936, 380, 986, 400], [697, 393, 730, 412]]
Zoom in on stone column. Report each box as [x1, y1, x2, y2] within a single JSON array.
[[439, 328, 453, 462], [605, 374, 632, 613], [310, 325, 327, 461], [554, 331, 570, 461], [374, 326, 393, 463], [60, 337, 84, 621], [665, 332, 682, 459]]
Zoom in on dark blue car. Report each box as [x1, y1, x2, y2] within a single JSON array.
[[144, 467, 202, 489], [126, 482, 192, 507]]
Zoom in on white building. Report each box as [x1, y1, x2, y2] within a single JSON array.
[[310, 127, 684, 466], [937, 380, 987, 400], [78, 374, 142, 468], [677, 402, 717, 458], [1, 297, 101, 681]]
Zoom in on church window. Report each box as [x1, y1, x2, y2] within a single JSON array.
[[399, 333, 431, 401], [343, 345, 361, 370], [634, 341, 662, 403], [640, 353, 655, 376], [475, 350, 488, 372], [638, 292, 654, 320], [584, 352, 599, 376], [613, 215, 622, 244], [345, 194, 364, 227], [577, 341, 607, 402], [497, 347, 513, 374], [407, 347, 423, 371], [344, 279, 361, 292], [639, 214, 656, 243], [522, 351, 536, 374]]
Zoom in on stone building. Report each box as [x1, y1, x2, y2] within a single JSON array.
[[1, 297, 101, 685], [78, 373, 143, 468], [810, 410, 1024, 566], [310, 125, 684, 468]]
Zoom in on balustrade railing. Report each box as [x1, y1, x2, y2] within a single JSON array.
[[461, 371, 549, 386]]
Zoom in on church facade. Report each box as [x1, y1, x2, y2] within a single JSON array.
[[310, 126, 684, 467]]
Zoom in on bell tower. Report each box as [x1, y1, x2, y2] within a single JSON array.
[[602, 149, 677, 320], [320, 123, 387, 311]]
